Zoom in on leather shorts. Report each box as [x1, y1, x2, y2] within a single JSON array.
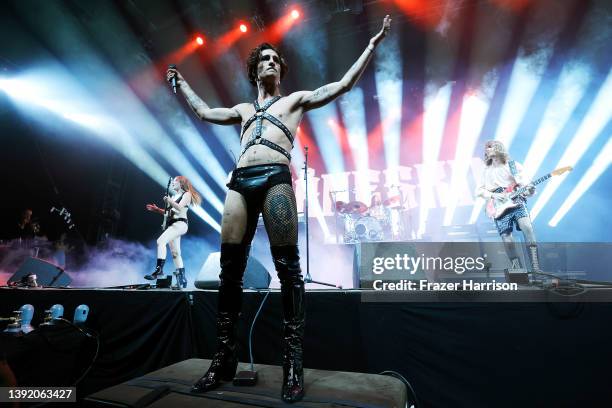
[[227, 163, 292, 202]]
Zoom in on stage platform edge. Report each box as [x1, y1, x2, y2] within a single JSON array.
[[83, 358, 407, 408]]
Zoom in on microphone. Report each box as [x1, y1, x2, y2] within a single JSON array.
[[168, 64, 177, 94]]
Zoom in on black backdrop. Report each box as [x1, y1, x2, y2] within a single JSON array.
[[2, 289, 612, 407]]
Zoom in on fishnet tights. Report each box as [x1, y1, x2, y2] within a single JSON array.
[[262, 183, 298, 246]]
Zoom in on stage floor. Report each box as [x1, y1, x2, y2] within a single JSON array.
[[2, 287, 612, 407]]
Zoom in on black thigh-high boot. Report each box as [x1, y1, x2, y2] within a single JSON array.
[[192, 243, 250, 393], [144, 259, 165, 280], [271, 245, 305, 403]]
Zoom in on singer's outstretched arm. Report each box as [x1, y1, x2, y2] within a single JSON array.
[[294, 15, 391, 111], [166, 68, 242, 125]]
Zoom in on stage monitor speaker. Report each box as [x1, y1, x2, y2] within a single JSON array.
[[195, 252, 271, 289], [8, 257, 71, 287]]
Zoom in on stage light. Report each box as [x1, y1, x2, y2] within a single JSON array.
[[239, 23, 248, 33], [19, 304, 34, 334], [196, 36, 204, 46], [291, 9, 300, 19], [73, 304, 89, 325]]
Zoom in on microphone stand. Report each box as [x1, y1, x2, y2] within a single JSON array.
[[302, 147, 342, 289], [303, 147, 311, 282]]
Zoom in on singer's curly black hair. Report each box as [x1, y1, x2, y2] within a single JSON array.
[[246, 43, 289, 86]]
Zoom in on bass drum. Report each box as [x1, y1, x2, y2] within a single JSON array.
[[354, 216, 383, 241]]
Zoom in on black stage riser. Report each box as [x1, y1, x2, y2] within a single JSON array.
[[2, 289, 612, 408]]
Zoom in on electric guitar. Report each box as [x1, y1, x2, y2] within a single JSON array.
[[485, 166, 573, 220], [161, 177, 172, 230]]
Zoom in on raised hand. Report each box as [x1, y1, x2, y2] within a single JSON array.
[[370, 15, 392, 47], [166, 67, 184, 87]]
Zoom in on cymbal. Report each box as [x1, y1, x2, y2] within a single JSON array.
[[383, 195, 402, 207], [335, 201, 348, 214], [345, 201, 368, 214]]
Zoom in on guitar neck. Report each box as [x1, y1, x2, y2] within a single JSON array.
[[164, 177, 172, 212], [509, 173, 551, 198]]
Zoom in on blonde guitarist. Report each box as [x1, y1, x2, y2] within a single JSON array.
[[475, 140, 540, 273]]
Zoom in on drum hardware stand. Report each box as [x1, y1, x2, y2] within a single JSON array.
[[390, 183, 412, 241], [330, 190, 342, 244], [302, 147, 341, 288]]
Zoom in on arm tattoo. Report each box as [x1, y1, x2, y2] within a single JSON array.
[[180, 83, 209, 116], [312, 85, 330, 100]]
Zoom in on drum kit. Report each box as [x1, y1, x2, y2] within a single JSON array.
[[333, 192, 409, 243]]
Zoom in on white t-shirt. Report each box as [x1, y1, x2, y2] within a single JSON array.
[[476, 161, 530, 199]]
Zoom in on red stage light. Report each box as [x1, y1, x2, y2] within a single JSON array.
[[196, 36, 204, 45], [291, 9, 300, 19], [239, 23, 248, 33]]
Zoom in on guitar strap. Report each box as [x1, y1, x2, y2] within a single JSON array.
[[508, 160, 518, 178], [173, 193, 185, 215]]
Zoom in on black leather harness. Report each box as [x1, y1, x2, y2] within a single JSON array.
[[240, 96, 294, 161]]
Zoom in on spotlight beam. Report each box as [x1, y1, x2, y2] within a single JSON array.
[[494, 55, 551, 148], [549, 137, 612, 227], [338, 87, 370, 199], [444, 94, 489, 226], [520, 63, 589, 181], [373, 31, 403, 171], [306, 105, 345, 174], [418, 82, 452, 237], [530, 70, 612, 220]]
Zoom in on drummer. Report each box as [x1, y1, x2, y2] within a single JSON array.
[[367, 193, 390, 222]]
